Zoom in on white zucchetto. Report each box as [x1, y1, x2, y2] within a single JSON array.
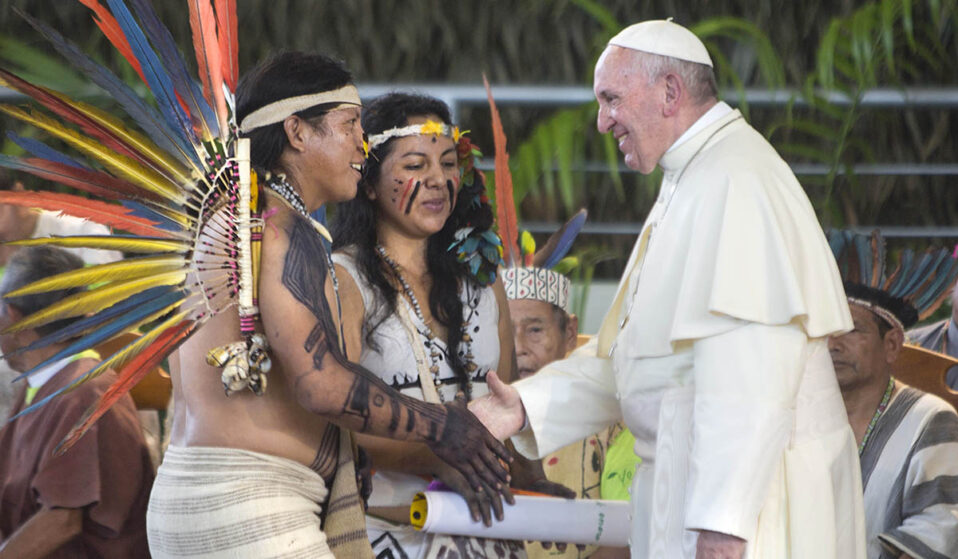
[[608, 18, 713, 67]]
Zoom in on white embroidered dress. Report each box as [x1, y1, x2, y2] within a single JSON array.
[[333, 250, 502, 559]]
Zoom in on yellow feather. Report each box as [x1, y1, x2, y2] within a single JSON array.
[[47, 91, 197, 188], [7, 236, 189, 254], [3, 270, 187, 334], [4, 256, 187, 297], [0, 105, 186, 204], [63, 305, 193, 389], [520, 230, 536, 256]]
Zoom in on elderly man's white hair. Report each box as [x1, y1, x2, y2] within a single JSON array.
[[609, 18, 719, 104]]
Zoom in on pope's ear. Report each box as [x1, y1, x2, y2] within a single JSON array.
[[662, 73, 684, 116]]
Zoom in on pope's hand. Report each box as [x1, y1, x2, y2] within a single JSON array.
[[468, 370, 525, 440]]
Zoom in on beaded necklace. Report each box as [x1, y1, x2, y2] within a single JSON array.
[[376, 244, 476, 400], [858, 376, 895, 456]]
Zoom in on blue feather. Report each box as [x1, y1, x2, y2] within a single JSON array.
[[121, 200, 181, 231], [543, 209, 587, 269], [10, 369, 87, 420], [6, 132, 87, 169], [853, 233, 872, 287], [886, 249, 913, 294], [104, 0, 197, 146], [5, 286, 180, 380], [17, 10, 198, 167], [915, 254, 957, 310], [128, 0, 219, 138], [897, 251, 939, 298]]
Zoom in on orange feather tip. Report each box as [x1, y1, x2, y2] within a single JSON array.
[[483, 75, 519, 266]]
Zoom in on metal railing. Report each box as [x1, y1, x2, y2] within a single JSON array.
[[5, 82, 958, 236]]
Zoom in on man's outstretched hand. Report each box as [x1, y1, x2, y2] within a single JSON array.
[[426, 396, 515, 502], [468, 370, 526, 440]]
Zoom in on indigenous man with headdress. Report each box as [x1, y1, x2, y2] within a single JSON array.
[[471, 19, 866, 558], [828, 230, 958, 559], [0, 4, 512, 559]]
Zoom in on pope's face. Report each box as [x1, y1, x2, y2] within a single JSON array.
[[827, 304, 897, 391], [509, 298, 575, 379], [594, 46, 671, 174]]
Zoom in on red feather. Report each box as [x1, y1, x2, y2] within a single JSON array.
[[0, 190, 174, 238], [55, 321, 194, 455], [0, 68, 181, 183], [11, 157, 164, 203], [484, 75, 519, 266], [78, 0, 147, 85], [215, 0, 238, 91], [188, 0, 228, 134]]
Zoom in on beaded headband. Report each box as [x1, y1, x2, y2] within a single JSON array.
[[238, 85, 362, 133], [367, 120, 462, 150], [847, 297, 905, 334]]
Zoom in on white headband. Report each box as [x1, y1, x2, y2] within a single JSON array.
[[367, 121, 461, 150], [238, 85, 362, 133], [847, 297, 905, 334]]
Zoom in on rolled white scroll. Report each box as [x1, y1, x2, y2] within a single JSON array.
[[410, 491, 630, 546]]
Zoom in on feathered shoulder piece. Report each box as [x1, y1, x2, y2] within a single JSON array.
[[828, 229, 958, 330], [0, 0, 264, 453], [483, 77, 586, 312]]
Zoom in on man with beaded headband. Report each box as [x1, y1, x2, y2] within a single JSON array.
[[827, 230, 958, 559], [146, 53, 512, 559]]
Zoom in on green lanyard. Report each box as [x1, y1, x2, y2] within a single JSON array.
[[24, 349, 101, 406]]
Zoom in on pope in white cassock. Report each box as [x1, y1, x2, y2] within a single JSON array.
[[470, 19, 868, 559]]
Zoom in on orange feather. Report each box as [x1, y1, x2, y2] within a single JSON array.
[[484, 75, 519, 266], [188, 0, 228, 136], [215, 0, 238, 91], [0, 190, 175, 238], [55, 320, 194, 454], [77, 0, 147, 85]]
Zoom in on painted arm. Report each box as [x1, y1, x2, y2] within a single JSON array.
[[259, 213, 511, 491]]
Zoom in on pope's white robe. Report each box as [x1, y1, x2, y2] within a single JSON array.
[[512, 107, 867, 558]]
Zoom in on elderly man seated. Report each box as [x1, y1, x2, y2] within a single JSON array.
[[0, 247, 153, 558], [504, 245, 635, 559], [828, 230, 958, 559]]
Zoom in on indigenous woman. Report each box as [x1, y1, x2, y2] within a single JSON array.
[[333, 93, 524, 559]]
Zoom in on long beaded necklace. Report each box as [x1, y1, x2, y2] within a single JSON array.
[[858, 376, 896, 456], [376, 244, 475, 401], [264, 174, 346, 352]]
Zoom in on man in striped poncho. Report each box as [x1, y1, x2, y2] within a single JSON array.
[[828, 239, 958, 559]]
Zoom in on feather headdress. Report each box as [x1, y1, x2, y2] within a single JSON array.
[[483, 77, 587, 313], [828, 229, 958, 330], [0, 0, 262, 453]]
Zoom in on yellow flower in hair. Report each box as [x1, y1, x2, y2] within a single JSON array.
[[362, 138, 369, 158], [452, 126, 462, 142], [420, 120, 444, 137]]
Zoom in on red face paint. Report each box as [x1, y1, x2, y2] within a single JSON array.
[[397, 177, 415, 212]]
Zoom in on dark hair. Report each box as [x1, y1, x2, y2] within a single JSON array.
[[1, 246, 85, 337], [551, 303, 570, 333], [332, 93, 495, 399], [236, 51, 353, 172], [844, 281, 918, 331]]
